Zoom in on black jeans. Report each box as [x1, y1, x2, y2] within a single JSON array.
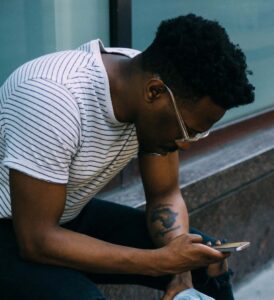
[[0, 199, 234, 300]]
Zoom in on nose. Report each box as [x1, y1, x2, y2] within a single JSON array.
[[175, 141, 191, 150]]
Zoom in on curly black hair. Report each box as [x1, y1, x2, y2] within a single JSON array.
[[141, 14, 255, 109]]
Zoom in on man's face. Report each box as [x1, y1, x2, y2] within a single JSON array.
[[136, 84, 226, 155]]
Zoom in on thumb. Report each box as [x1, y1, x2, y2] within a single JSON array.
[[189, 233, 203, 243], [162, 291, 175, 300]]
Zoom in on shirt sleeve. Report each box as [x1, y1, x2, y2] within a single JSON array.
[[1, 78, 81, 183]]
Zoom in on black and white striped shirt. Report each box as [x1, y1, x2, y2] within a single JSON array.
[[0, 39, 140, 223]]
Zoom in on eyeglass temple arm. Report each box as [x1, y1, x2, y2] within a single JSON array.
[[164, 85, 189, 138]]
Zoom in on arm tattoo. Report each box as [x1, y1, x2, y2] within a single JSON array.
[[150, 206, 181, 238]]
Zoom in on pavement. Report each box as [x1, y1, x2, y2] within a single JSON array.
[[235, 260, 274, 300]]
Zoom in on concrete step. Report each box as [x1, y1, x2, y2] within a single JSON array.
[[235, 260, 274, 300]]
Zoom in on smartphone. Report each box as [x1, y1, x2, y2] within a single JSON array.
[[213, 241, 250, 252]]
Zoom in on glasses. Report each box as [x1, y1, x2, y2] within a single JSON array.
[[164, 84, 210, 146]]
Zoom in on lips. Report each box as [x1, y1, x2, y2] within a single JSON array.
[[138, 142, 178, 156], [165, 146, 178, 152]]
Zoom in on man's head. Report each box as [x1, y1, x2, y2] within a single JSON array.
[[141, 14, 254, 109], [133, 14, 254, 154]]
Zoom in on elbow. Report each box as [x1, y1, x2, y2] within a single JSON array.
[[18, 237, 44, 262], [17, 231, 55, 263], [19, 246, 34, 261]]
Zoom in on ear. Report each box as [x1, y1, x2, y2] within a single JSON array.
[[145, 78, 165, 103]]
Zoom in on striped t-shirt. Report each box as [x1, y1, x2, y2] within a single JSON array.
[[0, 39, 140, 223]]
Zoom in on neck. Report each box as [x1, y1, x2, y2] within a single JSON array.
[[101, 53, 143, 123]]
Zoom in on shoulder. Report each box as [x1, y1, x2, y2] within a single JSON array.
[[1, 50, 94, 98], [1, 77, 81, 145]]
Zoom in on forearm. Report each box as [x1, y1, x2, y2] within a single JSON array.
[[146, 191, 189, 247], [147, 192, 193, 296], [21, 226, 161, 276]]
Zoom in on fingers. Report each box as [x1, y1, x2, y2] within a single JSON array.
[[189, 235, 230, 261], [207, 239, 221, 246], [188, 236, 229, 266], [188, 233, 203, 243], [162, 290, 179, 300], [195, 243, 230, 263], [164, 234, 230, 274], [162, 293, 172, 300]]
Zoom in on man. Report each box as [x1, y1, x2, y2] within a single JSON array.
[[0, 14, 254, 300]]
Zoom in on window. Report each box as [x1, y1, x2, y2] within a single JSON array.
[[0, 0, 109, 85], [132, 0, 274, 125]]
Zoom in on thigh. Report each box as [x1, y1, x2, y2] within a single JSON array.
[[63, 198, 154, 249], [0, 219, 106, 300]]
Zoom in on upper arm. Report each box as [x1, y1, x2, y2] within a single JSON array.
[[10, 169, 66, 256], [2, 78, 80, 183], [138, 151, 180, 201], [1, 78, 80, 257]]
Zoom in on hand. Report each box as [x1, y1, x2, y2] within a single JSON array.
[[162, 272, 193, 300], [206, 240, 228, 277], [158, 233, 229, 275]]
